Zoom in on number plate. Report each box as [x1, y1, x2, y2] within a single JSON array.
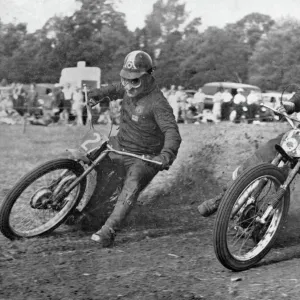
[[79, 130, 108, 153]]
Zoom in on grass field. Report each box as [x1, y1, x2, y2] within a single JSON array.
[[2, 121, 300, 299]]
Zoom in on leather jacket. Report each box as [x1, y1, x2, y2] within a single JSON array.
[[89, 78, 182, 166]]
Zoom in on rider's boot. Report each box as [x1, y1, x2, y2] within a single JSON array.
[[197, 188, 226, 217], [198, 177, 236, 217], [91, 197, 132, 247]]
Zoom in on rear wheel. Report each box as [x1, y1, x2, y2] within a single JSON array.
[[0, 159, 86, 239], [213, 163, 290, 271]]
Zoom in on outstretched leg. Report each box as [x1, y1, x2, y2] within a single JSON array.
[[91, 157, 158, 247]]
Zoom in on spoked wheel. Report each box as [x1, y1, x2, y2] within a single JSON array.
[[213, 163, 290, 271], [0, 159, 86, 240]]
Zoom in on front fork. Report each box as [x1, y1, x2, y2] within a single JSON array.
[[257, 154, 300, 224], [231, 153, 297, 223], [52, 151, 109, 206]]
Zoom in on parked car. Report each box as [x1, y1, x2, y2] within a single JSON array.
[[261, 91, 293, 106], [201, 82, 261, 109]]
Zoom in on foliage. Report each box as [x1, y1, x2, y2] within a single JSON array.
[[249, 18, 300, 91], [1, 0, 300, 92]]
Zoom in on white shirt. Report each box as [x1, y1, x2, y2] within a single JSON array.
[[247, 93, 259, 105], [222, 91, 233, 103], [193, 91, 205, 104], [213, 92, 223, 104], [174, 90, 187, 103], [233, 93, 246, 104], [63, 87, 73, 100]]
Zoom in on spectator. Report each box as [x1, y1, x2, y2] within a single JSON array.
[[193, 88, 205, 114], [212, 87, 223, 122], [62, 83, 73, 124], [167, 86, 179, 122], [232, 88, 247, 122], [175, 85, 188, 123], [185, 105, 201, 124], [221, 89, 233, 120], [247, 90, 260, 122], [72, 86, 85, 125], [53, 83, 65, 121], [12, 83, 27, 116], [26, 83, 39, 116]]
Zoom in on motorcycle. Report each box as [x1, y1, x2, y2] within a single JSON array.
[[213, 103, 300, 271], [0, 91, 162, 240]]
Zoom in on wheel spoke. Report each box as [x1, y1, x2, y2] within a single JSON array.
[[226, 174, 284, 261], [6, 162, 84, 237]]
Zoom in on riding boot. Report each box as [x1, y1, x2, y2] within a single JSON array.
[[91, 188, 136, 247], [197, 185, 228, 217]]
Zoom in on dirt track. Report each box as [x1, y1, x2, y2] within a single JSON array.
[[2, 122, 300, 299]]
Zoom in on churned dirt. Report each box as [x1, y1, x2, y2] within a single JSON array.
[[1, 121, 300, 300]]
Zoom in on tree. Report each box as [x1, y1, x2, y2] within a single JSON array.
[[144, 0, 188, 46], [226, 13, 275, 50], [249, 19, 300, 91]]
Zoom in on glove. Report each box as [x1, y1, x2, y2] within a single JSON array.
[[275, 105, 287, 115], [87, 89, 103, 107], [152, 155, 170, 171]]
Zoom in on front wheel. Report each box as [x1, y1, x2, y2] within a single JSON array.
[[213, 163, 290, 271], [0, 159, 86, 240]]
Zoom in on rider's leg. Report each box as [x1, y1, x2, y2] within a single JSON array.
[[91, 157, 158, 247], [198, 133, 284, 217]]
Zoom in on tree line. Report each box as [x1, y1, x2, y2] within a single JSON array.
[[1, 0, 300, 92]]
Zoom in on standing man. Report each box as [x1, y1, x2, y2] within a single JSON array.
[[175, 86, 188, 123], [62, 83, 73, 124], [87, 50, 182, 247], [167, 85, 179, 122], [72, 86, 84, 125], [212, 87, 223, 122], [247, 90, 259, 122], [221, 89, 233, 120], [26, 83, 39, 116], [233, 88, 247, 122], [193, 88, 205, 115]]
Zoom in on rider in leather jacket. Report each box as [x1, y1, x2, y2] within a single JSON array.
[[87, 50, 182, 247]]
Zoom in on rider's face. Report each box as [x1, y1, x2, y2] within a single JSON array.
[[121, 76, 145, 98]]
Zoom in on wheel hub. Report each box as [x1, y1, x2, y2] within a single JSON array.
[[30, 188, 53, 209], [239, 204, 256, 228]]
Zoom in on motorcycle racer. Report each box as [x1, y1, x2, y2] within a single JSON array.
[[198, 93, 299, 217], [87, 50, 182, 247]]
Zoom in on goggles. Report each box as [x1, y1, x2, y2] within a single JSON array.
[[121, 77, 142, 89]]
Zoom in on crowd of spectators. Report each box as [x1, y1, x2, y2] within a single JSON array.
[[0, 80, 121, 127], [0, 79, 283, 128], [162, 85, 269, 125]]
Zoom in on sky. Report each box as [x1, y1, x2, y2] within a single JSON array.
[[0, 0, 300, 33]]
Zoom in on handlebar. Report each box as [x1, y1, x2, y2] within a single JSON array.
[[261, 103, 299, 129], [106, 144, 163, 166]]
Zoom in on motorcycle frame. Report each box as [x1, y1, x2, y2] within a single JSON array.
[[61, 144, 162, 199]]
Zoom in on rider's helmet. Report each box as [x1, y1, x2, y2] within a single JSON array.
[[120, 50, 154, 79]]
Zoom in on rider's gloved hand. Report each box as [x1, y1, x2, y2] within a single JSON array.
[[152, 155, 170, 171], [87, 89, 103, 107], [275, 101, 295, 115], [275, 105, 287, 115], [87, 98, 98, 108]]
